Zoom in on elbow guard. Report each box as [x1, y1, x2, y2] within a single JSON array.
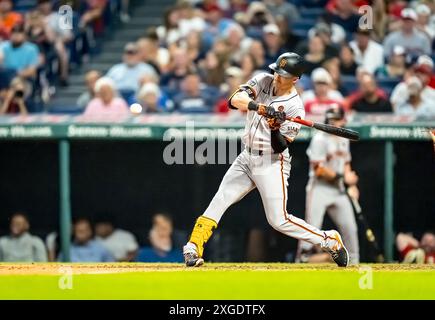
[[227, 85, 257, 110], [271, 130, 289, 153]]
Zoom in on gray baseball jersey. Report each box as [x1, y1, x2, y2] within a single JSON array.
[[241, 73, 305, 153], [299, 131, 359, 264]]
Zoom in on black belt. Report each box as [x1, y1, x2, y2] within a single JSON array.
[[246, 147, 284, 156], [247, 147, 264, 156]]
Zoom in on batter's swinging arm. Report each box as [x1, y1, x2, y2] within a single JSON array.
[[257, 109, 360, 141]]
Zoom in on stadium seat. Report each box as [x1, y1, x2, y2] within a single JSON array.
[[299, 7, 324, 20], [377, 78, 401, 96], [49, 104, 84, 114], [341, 75, 359, 94]]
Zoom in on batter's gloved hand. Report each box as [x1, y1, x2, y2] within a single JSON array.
[[247, 101, 275, 117], [267, 111, 286, 131]]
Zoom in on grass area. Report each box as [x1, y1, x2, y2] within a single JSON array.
[[0, 263, 434, 300]]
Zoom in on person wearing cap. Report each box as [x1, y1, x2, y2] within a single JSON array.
[[390, 56, 435, 109], [415, 3, 435, 40], [301, 67, 344, 115], [262, 23, 286, 67], [383, 8, 432, 57], [201, 3, 234, 48], [307, 20, 345, 47], [0, 0, 23, 39], [350, 73, 392, 113], [0, 24, 40, 80], [375, 45, 407, 78], [394, 76, 435, 118], [106, 42, 157, 93], [349, 27, 384, 74]]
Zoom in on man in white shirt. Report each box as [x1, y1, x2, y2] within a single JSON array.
[[350, 28, 384, 74], [95, 215, 139, 261]]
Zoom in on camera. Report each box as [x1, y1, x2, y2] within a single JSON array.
[[14, 90, 24, 98]]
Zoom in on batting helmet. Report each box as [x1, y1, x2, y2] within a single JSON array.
[[269, 52, 306, 78], [324, 104, 345, 124]]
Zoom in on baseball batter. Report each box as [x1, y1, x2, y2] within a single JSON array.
[[298, 106, 360, 264], [183, 53, 349, 268]]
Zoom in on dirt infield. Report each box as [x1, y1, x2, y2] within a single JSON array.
[[0, 263, 433, 275]]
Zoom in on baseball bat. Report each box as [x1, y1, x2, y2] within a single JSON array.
[[345, 189, 385, 263], [287, 117, 360, 141]]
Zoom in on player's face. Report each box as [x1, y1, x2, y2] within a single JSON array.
[[10, 215, 29, 237], [273, 73, 296, 90]]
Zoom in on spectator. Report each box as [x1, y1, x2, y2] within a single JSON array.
[[275, 15, 301, 53], [326, 0, 361, 33], [239, 53, 258, 83], [265, 0, 299, 26], [65, 218, 114, 262], [394, 76, 435, 119], [198, 51, 227, 87], [173, 72, 216, 113], [79, 0, 108, 34], [304, 35, 333, 75], [224, 23, 252, 65], [137, 82, 166, 113], [36, 0, 73, 86], [323, 58, 349, 96], [349, 28, 385, 74], [302, 67, 343, 115], [214, 66, 244, 113], [262, 24, 286, 67], [396, 232, 435, 264], [156, 6, 182, 46], [249, 40, 266, 70], [307, 19, 346, 46], [77, 70, 102, 110], [95, 215, 139, 262], [201, 3, 234, 49], [350, 73, 393, 113], [0, 24, 40, 80], [160, 46, 195, 94], [0, 76, 29, 114], [242, 1, 274, 32], [375, 45, 406, 79], [415, 3, 435, 41], [175, 1, 206, 39], [84, 77, 130, 116], [136, 213, 183, 263], [383, 8, 432, 58], [0, 0, 23, 40], [390, 56, 435, 109], [106, 42, 157, 93], [137, 34, 170, 74], [0, 212, 47, 262], [339, 44, 358, 76], [184, 30, 205, 64]]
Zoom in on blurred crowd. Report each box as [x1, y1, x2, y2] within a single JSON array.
[[0, 0, 434, 119], [0, 211, 184, 262], [0, 0, 129, 113]]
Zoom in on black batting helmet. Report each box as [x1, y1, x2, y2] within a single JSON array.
[[269, 52, 306, 78], [324, 104, 345, 124]]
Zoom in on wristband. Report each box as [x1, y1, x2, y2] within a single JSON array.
[[248, 100, 258, 111]]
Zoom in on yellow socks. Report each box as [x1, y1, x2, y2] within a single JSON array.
[[188, 216, 218, 257]]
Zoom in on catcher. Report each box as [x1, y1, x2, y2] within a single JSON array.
[[183, 52, 349, 267]]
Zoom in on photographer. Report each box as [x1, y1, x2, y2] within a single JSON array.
[[0, 77, 28, 115]]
